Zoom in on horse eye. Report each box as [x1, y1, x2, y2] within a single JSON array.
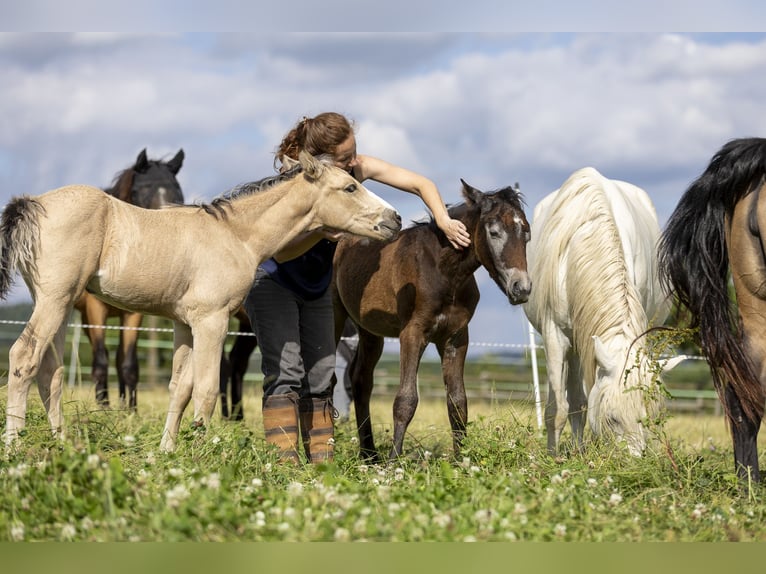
[[344, 184, 357, 193]]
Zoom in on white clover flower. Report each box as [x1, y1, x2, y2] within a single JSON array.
[[287, 481, 304, 497], [350, 436, 359, 444], [560, 469, 572, 480], [353, 518, 367, 535], [388, 502, 402, 515], [551, 474, 563, 484], [432, 513, 452, 528], [608, 493, 623, 507], [587, 478, 598, 487], [20, 497, 30, 511], [86, 454, 101, 469], [8, 463, 29, 479], [264, 463, 273, 473], [424, 450, 432, 460], [80, 517, 94, 531], [212, 436, 221, 445], [60, 523, 77, 541], [394, 468, 405, 481], [165, 484, 191, 508], [513, 502, 527, 515], [251, 478, 263, 488], [145, 451, 156, 465], [284, 507, 296, 520], [334, 527, 351, 542], [463, 535, 477, 542], [553, 523, 567, 538], [277, 522, 290, 532], [461, 457, 471, 468], [123, 435, 136, 446], [10, 522, 25, 542], [358, 464, 369, 474], [474, 509, 492, 524], [504, 531, 517, 541], [168, 468, 183, 478], [202, 473, 221, 490], [469, 465, 481, 475]]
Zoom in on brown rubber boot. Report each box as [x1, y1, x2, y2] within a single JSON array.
[[262, 393, 300, 463], [299, 397, 336, 463]]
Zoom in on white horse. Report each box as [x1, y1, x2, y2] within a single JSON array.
[[523, 167, 678, 455], [0, 151, 401, 451]]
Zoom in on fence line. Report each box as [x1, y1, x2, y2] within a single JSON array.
[[0, 318, 719, 419]]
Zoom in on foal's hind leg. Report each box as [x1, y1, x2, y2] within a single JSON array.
[[437, 328, 469, 457], [350, 328, 384, 461], [37, 323, 68, 439], [6, 305, 71, 443]]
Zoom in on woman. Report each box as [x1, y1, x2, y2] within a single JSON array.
[[245, 112, 471, 463]]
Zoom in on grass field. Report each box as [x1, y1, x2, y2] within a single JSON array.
[[2, 380, 766, 542]]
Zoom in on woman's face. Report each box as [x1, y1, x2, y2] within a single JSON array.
[[333, 134, 357, 172]]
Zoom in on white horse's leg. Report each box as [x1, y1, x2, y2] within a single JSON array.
[[542, 326, 570, 454], [5, 306, 70, 444], [189, 313, 229, 428], [566, 353, 587, 449], [160, 323, 193, 452], [37, 322, 68, 439]]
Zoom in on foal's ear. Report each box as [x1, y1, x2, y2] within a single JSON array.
[[460, 179, 484, 205], [168, 149, 185, 174], [298, 150, 325, 180]]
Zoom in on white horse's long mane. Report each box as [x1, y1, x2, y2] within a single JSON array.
[[531, 168, 649, 391]]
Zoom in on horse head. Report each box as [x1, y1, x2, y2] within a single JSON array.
[[113, 148, 185, 209], [461, 179, 531, 305], [298, 151, 402, 241], [589, 334, 686, 456]]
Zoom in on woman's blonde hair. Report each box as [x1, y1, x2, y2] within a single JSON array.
[[274, 112, 355, 170]]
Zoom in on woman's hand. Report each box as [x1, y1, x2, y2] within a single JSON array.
[[440, 217, 471, 250]]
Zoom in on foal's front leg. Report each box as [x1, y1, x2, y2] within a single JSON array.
[[390, 327, 427, 459], [190, 314, 230, 428], [437, 329, 469, 457], [160, 323, 193, 452]]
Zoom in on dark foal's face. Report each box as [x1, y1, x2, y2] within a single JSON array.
[[470, 184, 531, 305]]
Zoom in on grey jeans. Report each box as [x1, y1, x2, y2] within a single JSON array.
[[244, 268, 336, 401]]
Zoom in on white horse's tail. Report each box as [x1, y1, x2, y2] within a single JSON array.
[[0, 196, 44, 299]]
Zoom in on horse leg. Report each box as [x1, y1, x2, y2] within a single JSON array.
[[228, 329, 257, 421], [565, 352, 587, 450], [190, 314, 229, 429], [6, 305, 71, 443], [117, 311, 142, 411], [542, 326, 570, 454], [37, 323, 68, 439], [81, 300, 111, 408], [350, 328, 384, 461], [437, 329, 469, 457], [724, 383, 762, 483], [160, 323, 194, 452], [390, 327, 428, 460]]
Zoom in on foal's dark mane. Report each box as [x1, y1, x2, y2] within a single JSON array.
[[198, 164, 305, 219], [416, 185, 525, 232]]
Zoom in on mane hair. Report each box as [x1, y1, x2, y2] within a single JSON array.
[[109, 167, 137, 202], [533, 169, 648, 390], [197, 164, 305, 219]]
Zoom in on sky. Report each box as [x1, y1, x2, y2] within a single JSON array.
[[2, 8, 766, 356]]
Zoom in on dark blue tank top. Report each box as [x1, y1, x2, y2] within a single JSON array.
[[260, 238, 337, 300]]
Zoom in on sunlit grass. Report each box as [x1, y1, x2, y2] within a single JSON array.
[[1, 382, 765, 541]]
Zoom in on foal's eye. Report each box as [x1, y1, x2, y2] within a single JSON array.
[[344, 184, 357, 193]]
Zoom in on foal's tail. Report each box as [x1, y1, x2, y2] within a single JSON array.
[[658, 137, 766, 424], [0, 196, 44, 300]]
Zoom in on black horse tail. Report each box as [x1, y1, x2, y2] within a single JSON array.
[[0, 196, 44, 300], [658, 137, 766, 424]]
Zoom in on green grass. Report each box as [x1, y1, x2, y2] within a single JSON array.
[[2, 383, 766, 542]]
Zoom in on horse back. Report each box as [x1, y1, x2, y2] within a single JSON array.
[[334, 227, 470, 338]]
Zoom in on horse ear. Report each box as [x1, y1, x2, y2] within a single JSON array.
[[299, 150, 324, 180], [135, 148, 149, 171], [460, 179, 483, 205], [168, 149, 185, 174], [593, 335, 616, 374]]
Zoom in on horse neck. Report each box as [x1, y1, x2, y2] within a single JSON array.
[[439, 207, 482, 278], [110, 169, 135, 202], [226, 182, 317, 262]]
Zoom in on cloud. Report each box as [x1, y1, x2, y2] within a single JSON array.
[[3, 32, 766, 347]]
